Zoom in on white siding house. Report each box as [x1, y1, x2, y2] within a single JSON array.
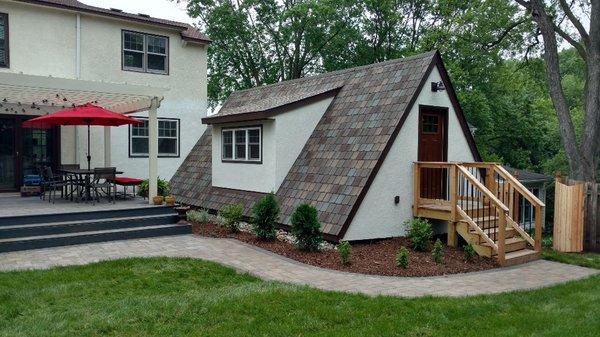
[[0, 0, 208, 191]]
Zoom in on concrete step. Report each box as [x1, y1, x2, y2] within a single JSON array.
[[0, 206, 175, 227], [0, 224, 191, 253], [0, 214, 179, 239]]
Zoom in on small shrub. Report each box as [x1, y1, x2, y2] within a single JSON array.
[[252, 193, 280, 240], [405, 218, 433, 251], [396, 247, 409, 268], [137, 177, 170, 197], [220, 203, 244, 233], [215, 215, 227, 228], [291, 204, 323, 252], [542, 235, 553, 249], [464, 243, 477, 261], [186, 209, 209, 223], [337, 241, 352, 265], [432, 239, 444, 264]]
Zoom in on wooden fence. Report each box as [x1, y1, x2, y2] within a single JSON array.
[[553, 175, 600, 252]]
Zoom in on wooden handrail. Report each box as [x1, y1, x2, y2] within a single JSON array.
[[457, 165, 510, 213], [493, 165, 546, 207], [413, 161, 457, 168]]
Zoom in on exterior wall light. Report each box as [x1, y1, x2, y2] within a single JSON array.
[[431, 81, 446, 92]]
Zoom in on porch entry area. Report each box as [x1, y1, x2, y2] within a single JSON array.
[[413, 162, 545, 266], [0, 115, 59, 191], [0, 71, 168, 203]]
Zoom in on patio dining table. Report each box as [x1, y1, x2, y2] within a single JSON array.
[[59, 168, 123, 202]]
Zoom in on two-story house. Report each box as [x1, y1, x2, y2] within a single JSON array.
[[0, 0, 209, 195]]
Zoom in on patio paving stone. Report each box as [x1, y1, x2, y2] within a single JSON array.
[[0, 235, 597, 298]]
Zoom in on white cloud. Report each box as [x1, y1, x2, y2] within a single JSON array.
[[80, 0, 194, 24]]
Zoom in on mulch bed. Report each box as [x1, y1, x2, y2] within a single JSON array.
[[191, 222, 498, 277]]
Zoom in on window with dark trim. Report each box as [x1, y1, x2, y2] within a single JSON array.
[[222, 126, 261, 162], [129, 118, 180, 157], [122, 30, 168, 74], [0, 13, 8, 68]]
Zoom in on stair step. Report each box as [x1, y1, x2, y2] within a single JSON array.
[[0, 224, 191, 253], [502, 249, 540, 266], [481, 237, 527, 253], [0, 214, 179, 239]]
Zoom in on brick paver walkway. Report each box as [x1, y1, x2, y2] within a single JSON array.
[[0, 235, 597, 297]]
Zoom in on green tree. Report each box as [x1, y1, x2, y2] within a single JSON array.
[[185, 0, 359, 107]]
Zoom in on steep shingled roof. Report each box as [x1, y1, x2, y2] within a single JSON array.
[[172, 51, 477, 240], [16, 0, 211, 44]]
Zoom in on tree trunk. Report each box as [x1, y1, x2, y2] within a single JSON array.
[[523, 0, 599, 182]]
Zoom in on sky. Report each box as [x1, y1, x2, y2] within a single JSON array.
[[81, 0, 195, 24]]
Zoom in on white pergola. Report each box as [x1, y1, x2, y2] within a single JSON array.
[[0, 72, 168, 204]]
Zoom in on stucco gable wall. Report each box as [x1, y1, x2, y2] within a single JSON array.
[[211, 95, 334, 193], [343, 66, 476, 241]]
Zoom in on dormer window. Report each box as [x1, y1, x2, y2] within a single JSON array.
[[222, 126, 262, 163], [122, 30, 168, 74]]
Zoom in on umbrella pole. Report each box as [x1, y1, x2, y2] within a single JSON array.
[[87, 124, 91, 171]]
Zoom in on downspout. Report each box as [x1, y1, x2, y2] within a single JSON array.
[[74, 13, 81, 164]]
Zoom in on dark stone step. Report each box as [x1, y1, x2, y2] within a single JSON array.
[[0, 224, 191, 253], [0, 214, 179, 239], [0, 206, 175, 227]]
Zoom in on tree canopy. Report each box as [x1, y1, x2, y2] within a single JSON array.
[[184, 0, 595, 180]]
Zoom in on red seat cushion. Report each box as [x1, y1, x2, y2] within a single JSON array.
[[111, 177, 144, 186]]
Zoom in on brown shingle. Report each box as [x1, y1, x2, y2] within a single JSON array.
[[172, 51, 438, 240]]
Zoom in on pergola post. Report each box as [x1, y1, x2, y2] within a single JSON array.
[[104, 126, 111, 167], [148, 97, 160, 204]]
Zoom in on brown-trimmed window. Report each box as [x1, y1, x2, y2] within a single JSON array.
[[222, 126, 261, 162], [122, 30, 168, 74], [0, 13, 8, 68]]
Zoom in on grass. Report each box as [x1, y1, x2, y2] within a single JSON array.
[[1, 257, 600, 337], [542, 248, 600, 269]]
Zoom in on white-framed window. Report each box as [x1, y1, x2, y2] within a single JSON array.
[[129, 118, 179, 157], [122, 30, 168, 74], [222, 126, 261, 162]]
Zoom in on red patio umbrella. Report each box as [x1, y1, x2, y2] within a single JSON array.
[[22, 103, 142, 170]]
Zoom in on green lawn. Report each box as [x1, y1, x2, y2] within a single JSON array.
[[542, 248, 600, 269], [1, 258, 599, 337]]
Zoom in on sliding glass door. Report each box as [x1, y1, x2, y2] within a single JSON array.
[[0, 118, 16, 189], [0, 115, 59, 191]]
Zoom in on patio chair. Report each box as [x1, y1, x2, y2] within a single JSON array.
[[41, 166, 69, 204], [60, 164, 85, 201], [90, 167, 117, 205]]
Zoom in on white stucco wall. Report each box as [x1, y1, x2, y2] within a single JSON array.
[[343, 66, 476, 241], [0, 1, 207, 180], [211, 95, 334, 193]]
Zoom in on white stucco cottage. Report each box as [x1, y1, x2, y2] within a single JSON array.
[[172, 51, 479, 240], [0, 0, 209, 194]]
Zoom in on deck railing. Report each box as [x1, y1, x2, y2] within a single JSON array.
[[414, 162, 545, 262]]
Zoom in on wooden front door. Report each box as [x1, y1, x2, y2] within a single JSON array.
[[418, 106, 448, 199]]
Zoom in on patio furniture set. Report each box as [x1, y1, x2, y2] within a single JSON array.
[[39, 165, 143, 204], [22, 103, 146, 205]]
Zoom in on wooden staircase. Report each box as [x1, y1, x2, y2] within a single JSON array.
[[413, 162, 544, 266]]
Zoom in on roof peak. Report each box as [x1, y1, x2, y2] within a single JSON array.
[[233, 50, 438, 95]]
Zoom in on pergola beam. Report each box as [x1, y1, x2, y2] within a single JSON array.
[[0, 71, 168, 202]]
